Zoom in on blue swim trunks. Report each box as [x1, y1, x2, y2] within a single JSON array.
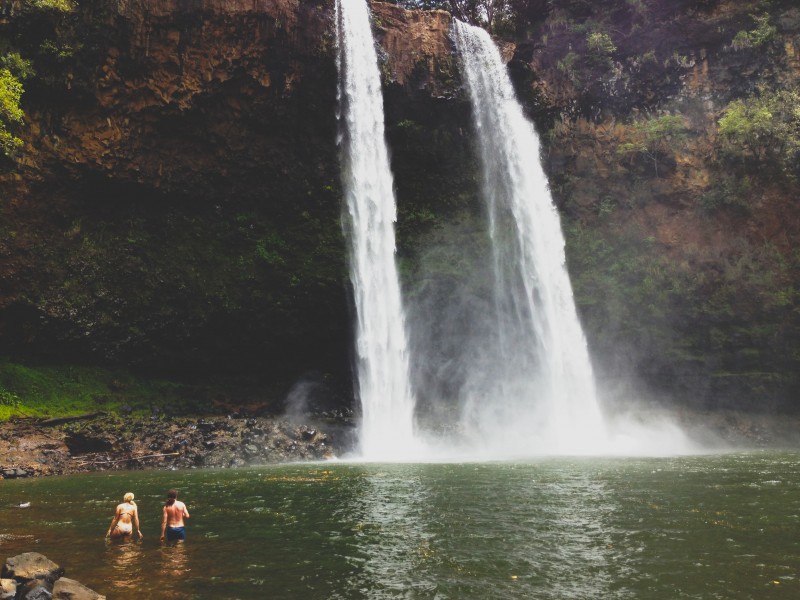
[[166, 526, 186, 541]]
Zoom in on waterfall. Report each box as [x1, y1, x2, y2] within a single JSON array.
[[451, 20, 607, 454], [335, 0, 418, 459]]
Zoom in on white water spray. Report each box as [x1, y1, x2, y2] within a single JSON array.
[[335, 0, 418, 459], [451, 20, 608, 454]]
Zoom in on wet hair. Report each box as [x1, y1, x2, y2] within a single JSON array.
[[165, 489, 178, 506], [123, 492, 136, 506]]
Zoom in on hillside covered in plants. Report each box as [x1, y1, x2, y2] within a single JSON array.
[[0, 0, 798, 421]]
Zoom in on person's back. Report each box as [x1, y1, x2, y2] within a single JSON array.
[[164, 500, 188, 528], [160, 489, 190, 542]]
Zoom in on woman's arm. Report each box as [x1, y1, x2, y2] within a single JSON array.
[[133, 507, 143, 539], [106, 508, 120, 537]]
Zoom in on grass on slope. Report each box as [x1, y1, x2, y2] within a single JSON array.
[[0, 362, 215, 421]]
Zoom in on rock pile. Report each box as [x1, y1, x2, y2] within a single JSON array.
[[1, 552, 104, 600], [0, 415, 351, 479]]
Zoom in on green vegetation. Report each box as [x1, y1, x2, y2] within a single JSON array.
[[699, 174, 753, 214], [0, 69, 24, 155], [717, 87, 800, 180], [586, 31, 616, 63], [731, 12, 777, 51], [0, 0, 77, 157], [557, 51, 580, 83], [0, 363, 191, 420], [25, 0, 75, 11], [565, 220, 800, 401], [0, 362, 217, 421], [617, 114, 688, 176]]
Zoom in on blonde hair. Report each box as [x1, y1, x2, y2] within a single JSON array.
[[123, 492, 136, 506]]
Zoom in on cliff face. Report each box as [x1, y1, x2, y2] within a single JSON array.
[[512, 0, 800, 410], [0, 0, 462, 403], [1, 0, 799, 413], [1, 0, 348, 383]]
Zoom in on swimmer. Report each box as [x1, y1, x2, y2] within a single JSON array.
[[106, 492, 143, 540], [160, 489, 190, 543]]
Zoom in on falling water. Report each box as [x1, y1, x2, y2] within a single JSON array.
[[335, 0, 418, 459], [451, 20, 608, 454]]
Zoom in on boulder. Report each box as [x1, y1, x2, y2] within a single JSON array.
[[19, 579, 51, 600], [0, 578, 16, 600], [1, 553, 64, 584], [52, 577, 106, 600]]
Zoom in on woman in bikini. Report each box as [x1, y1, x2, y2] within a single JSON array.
[[105, 492, 143, 540]]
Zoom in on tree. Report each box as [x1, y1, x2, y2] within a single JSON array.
[[0, 0, 75, 156], [717, 87, 800, 178], [0, 69, 24, 156]]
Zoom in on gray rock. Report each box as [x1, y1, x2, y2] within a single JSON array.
[[52, 577, 106, 600], [15, 468, 28, 478], [19, 579, 51, 600], [1, 553, 64, 584], [0, 578, 16, 600]]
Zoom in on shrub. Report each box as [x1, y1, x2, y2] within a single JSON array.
[[586, 31, 616, 56], [731, 12, 777, 51], [717, 87, 800, 178], [617, 113, 689, 176]]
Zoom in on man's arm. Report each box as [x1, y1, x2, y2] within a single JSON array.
[[160, 506, 168, 540]]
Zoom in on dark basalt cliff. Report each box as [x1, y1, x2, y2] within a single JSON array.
[[1, 0, 799, 415], [2, 0, 350, 385]]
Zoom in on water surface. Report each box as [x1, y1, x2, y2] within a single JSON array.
[[0, 452, 798, 599]]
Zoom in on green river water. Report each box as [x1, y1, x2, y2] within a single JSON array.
[[0, 452, 798, 599]]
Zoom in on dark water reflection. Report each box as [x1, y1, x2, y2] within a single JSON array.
[[0, 453, 798, 599]]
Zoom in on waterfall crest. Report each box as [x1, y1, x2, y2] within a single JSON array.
[[335, 0, 418, 459], [451, 20, 607, 454]]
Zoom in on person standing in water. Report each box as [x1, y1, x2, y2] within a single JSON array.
[[106, 492, 143, 540], [160, 489, 190, 543]]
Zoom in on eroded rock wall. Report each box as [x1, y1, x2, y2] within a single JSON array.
[[2, 0, 799, 414]]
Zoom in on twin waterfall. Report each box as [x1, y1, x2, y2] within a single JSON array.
[[336, 0, 607, 459]]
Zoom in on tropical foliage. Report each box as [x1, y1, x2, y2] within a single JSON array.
[[717, 87, 800, 179], [0, 69, 24, 155]]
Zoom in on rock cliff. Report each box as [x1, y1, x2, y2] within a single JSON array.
[[1, 0, 798, 415]]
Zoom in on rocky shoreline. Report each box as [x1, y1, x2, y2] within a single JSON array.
[[0, 414, 353, 479], [1, 408, 799, 480]]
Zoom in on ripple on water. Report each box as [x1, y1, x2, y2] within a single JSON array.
[[0, 456, 797, 599]]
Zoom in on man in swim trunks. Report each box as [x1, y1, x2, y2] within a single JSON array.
[[106, 492, 143, 540], [160, 489, 190, 542]]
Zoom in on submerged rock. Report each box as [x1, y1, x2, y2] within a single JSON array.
[[52, 577, 106, 600]]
